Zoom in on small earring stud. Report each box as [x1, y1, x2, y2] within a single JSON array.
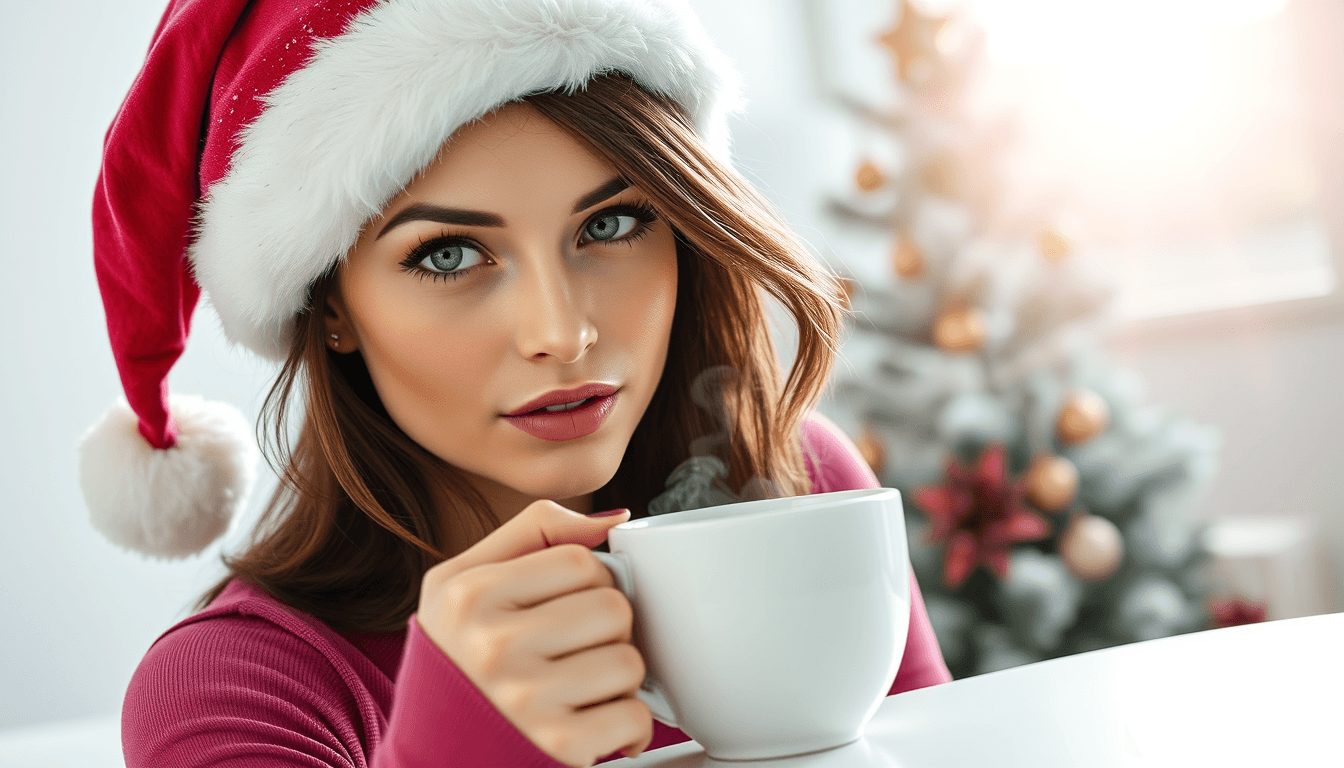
[[330, 333, 339, 342]]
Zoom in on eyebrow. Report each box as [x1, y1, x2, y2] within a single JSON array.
[[571, 177, 630, 213], [376, 205, 503, 239], [375, 176, 632, 240]]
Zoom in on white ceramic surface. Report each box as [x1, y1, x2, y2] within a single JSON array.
[[596, 488, 911, 762], [611, 612, 1344, 767]]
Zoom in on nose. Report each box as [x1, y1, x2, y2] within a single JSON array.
[[513, 254, 597, 364]]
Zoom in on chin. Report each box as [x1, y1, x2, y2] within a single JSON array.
[[514, 445, 624, 500], [500, 477, 606, 506], [521, 465, 615, 501]]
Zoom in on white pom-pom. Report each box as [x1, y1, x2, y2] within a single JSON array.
[[78, 395, 258, 559]]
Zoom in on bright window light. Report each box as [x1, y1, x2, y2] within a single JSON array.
[[957, 0, 1333, 320]]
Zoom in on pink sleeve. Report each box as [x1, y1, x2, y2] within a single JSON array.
[[123, 613, 567, 768], [801, 413, 953, 694], [375, 616, 566, 768]]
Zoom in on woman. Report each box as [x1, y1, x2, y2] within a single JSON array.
[[81, 1, 951, 766]]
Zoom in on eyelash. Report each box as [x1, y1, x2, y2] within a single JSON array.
[[397, 202, 661, 283], [581, 202, 659, 246], [398, 235, 481, 283]]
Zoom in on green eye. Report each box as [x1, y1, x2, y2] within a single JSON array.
[[400, 237, 488, 282], [417, 243, 485, 274], [584, 213, 638, 242], [425, 246, 464, 272]]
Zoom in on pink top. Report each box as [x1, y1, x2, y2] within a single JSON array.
[[123, 415, 951, 766]]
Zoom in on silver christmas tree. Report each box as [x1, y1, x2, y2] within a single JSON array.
[[820, 0, 1223, 678]]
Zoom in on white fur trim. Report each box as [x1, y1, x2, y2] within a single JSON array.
[[191, 0, 741, 360], [78, 396, 258, 559]]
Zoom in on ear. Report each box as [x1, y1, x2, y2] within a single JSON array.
[[322, 281, 360, 354]]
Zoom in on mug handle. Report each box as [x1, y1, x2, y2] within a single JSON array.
[[592, 551, 679, 728]]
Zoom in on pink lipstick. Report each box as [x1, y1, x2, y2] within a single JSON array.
[[503, 383, 619, 442]]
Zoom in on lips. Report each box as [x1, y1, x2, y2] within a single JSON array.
[[502, 383, 621, 442], [505, 383, 619, 416]]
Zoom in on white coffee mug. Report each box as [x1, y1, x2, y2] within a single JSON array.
[[593, 488, 910, 761]]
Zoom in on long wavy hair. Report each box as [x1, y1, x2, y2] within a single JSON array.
[[197, 75, 847, 633]]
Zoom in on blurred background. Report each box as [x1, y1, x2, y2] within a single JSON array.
[[0, 0, 1340, 744]]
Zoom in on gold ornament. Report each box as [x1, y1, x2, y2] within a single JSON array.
[[1055, 390, 1110, 445], [855, 160, 885, 192], [932, 305, 985, 353], [1058, 513, 1123, 581], [1024, 455, 1079, 512], [876, 0, 947, 85], [892, 236, 926, 279], [855, 426, 886, 476], [1039, 228, 1073, 261], [919, 152, 963, 199]]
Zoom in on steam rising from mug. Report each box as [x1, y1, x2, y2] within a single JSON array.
[[648, 366, 782, 515]]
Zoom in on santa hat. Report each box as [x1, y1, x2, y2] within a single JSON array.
[[81, 0, 740, 558]]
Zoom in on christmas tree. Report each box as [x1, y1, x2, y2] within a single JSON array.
[[819, 0, 1224, 678]]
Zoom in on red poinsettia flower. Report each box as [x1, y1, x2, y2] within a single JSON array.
[[914, 444, 1052, 589], [1210, 597, 1267, 629]]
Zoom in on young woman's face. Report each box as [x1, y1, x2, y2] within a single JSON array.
[[329, 102, 678, 516]]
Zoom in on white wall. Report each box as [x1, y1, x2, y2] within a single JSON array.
[[1111, 0, 1344, 608], [1, 0, 1339, 731], [1110, 301, 1344, 609], [0, 0, 280, 729]]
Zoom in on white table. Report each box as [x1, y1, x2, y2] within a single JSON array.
[[614, 613, 1344, 767], [5, 614, 1339, 767]]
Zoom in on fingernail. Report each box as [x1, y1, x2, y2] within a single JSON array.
[[587, 507, 629, 518]]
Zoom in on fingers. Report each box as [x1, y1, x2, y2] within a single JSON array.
[[571, 695, 654, 764], [467, 543, 617, 611], [430, 500, 629, 584], [411, 498, 643, 768], [520, 586, 633, 659], [508, 544, 618, 609], [495, 644, 652, 768], [529, 695, 652, 768], [549, 641, 647, 710]]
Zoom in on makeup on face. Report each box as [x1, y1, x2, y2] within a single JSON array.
[[502, 388, 620, 441], [334, 102, 678, 511]]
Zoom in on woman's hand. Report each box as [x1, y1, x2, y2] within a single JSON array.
[[417, 501, 652, 767]]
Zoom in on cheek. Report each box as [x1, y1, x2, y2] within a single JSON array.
[[346, 280, 505, 441], [597, 243, 679, 369]]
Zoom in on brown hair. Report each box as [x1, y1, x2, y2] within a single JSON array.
[[197, 75, 846, 633]]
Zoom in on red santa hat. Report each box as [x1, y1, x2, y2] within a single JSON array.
[[80, 0, 740, 558]]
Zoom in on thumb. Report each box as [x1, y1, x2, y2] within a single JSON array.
[[436, 500, 629, 581]]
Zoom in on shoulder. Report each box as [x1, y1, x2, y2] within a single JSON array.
[[131, 578, 369, 695], [800, 412, 880, 494], [132, 607, 341, 692], [123, 580, 376, 766]]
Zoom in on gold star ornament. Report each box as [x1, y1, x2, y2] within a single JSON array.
[[877, 0, 948, 85]]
